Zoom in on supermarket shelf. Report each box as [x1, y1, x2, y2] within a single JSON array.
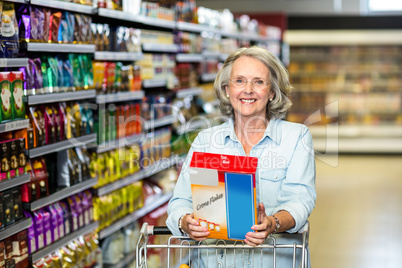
[[30, 0, 97, 14], [99, 192, 173, 239], [94, 51, 144, 61], [31, 221, 99, 263], [176, 21, 220, 34], [5, 0, 27, 3], [23, 177, 98, 212], [142, 79, 167, 88], [142, 43, 178, 53], [95, 154, 184, 197], [96, 90, 144, 104], [176, 53, 204, 62], [0, 173, 30, 192], [144, 114, 176, 130], [0, 218, 32, 241], [140, 16, 176, 29], [95, 134, 143, 154], [202, 51, 221, 59], [28, 133, 97, 158], [94, 170, 144, 196], [309, 125, 402, 138], [0, 58, 28, 68], [104, 252, 136, 268], [313, 137, 402, 154], [25, 43, 96, 53], [98, 8, 175, 29], [200, 73, 217, 82], [175, 87, 203, 98], [27, 89, 96, 105], [0, 119, 29, 133]]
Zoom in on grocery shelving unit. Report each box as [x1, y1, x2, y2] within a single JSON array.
[[99, 192, 173, 240], [0, 218, 32, 241], [8, 2, 283, 267], [0, 173, 30, 192], [28, 133, 97, 158], [30, 221, 99, 263], [23, 177, 98, 211], [26, 90, 97, 105], [286, 30, 402, 153]]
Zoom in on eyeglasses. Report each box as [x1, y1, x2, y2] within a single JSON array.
[[229, 77, 271, 90]]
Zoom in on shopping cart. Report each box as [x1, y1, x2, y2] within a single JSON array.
[[136, 221, 310, 268]]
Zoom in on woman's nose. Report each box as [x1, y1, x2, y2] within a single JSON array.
[[244, 81, 253, 93]]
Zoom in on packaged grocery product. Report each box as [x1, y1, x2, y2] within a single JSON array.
[[51, 203, 65, 238], [32, 58, 44, 94], [8, 139, 18, 178], [41, 105, 56, 144], [32, 210, 45, 250], [62, 59, 74, 91], [93, 62, 106, 94], [2, 2, 19, 58], [56, 58, 65, 92], [3, 237, 12, 261], [32, 157, 49, 198], [57, 149, 77, 188], [20, 60, 34, 96], [49, 11, 62, 43], [39, 208, 52, 246], [21, 161, 37, 202], [105, 62, 116, 93], [68, 54, 83, 90], [81, 103, 94, 135], [67, 196, 79, 232], [12, 229, 28, 257], [70, 148, 82, 183], [75, 147, 90, 180], [12, 187, 22, 221], [0, 72, 13, 122], [42, 8, 51, 43], [57, 103, 66, 141], [0, 192, 4, 230], [29, 106, 45, 147], [45, 206, 59, 243], [10, 71, 25, 119], [17, 138, 26, 176], [57, 201, 72, 235], [0, 242, 4, 267], [0, 141, 10, 181], [81, 54, 93, 89]]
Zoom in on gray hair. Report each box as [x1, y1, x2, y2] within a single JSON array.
[[214, 47, 292, 120]]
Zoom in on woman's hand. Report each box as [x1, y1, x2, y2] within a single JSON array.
[[181, 213, 210, 241], [244, 203, 274, 247]]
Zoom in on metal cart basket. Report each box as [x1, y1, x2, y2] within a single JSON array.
[[136, 221, 310, 268]]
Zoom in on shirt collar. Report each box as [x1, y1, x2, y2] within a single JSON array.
[[224, 118, 282, 145]]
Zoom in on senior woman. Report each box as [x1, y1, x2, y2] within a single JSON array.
[[167, 46, 316, 267]]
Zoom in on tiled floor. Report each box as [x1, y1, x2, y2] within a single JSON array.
[[309, 155, 402, 268]]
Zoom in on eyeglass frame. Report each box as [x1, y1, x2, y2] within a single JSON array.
[[228, 76, 272, 90]]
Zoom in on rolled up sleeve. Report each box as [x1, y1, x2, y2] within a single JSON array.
[[274, 126, 316, 233]]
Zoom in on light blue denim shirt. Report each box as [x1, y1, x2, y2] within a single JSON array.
[[167, 118, 316, 267], [167, 118, 316, 236]]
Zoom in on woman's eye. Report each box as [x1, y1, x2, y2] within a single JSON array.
[[235, 79, 245, 84], [254, 79, 264, 85]]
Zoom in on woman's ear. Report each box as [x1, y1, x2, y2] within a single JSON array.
[[224, 85, 229, 98]]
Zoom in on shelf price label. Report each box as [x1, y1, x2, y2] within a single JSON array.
[[4, 119, 29, 132]]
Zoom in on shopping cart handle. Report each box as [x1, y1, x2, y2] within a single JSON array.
[[147, 225, 173, 235]]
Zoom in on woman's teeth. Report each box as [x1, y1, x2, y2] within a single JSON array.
[[241, 99, 255, 103]]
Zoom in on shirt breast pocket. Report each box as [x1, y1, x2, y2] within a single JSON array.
[[259, 169, 287, 209]]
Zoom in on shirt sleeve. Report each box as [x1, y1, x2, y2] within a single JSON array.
[[166, 134, 204, 236], [274, 125, 317, 233]]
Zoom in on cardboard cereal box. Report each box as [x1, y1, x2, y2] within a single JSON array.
[[189, 152, 258, 241]]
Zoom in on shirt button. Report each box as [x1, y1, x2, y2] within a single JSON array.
[[274, 174, 278, 179]]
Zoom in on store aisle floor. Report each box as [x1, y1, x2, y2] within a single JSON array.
[[309, 155, 402, 268]]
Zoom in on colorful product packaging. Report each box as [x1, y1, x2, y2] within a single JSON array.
[[39, 208, 52, 247], [3, 189, 14, 227], [0, 141, 10, 181], [17, 138, 26, 176], [12, 187, 22, 221], [21, 161, 37, 202], [2, 2, 19, 58], [32, 158, 49, 198], [0, 72, 13, 122], [8, 139, 17, 178], [32, 210, 45, 250], [10, 71, 25, 119], [189, 152, 258, 240]]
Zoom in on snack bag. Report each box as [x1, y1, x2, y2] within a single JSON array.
[[2, 2, 19, 58]]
